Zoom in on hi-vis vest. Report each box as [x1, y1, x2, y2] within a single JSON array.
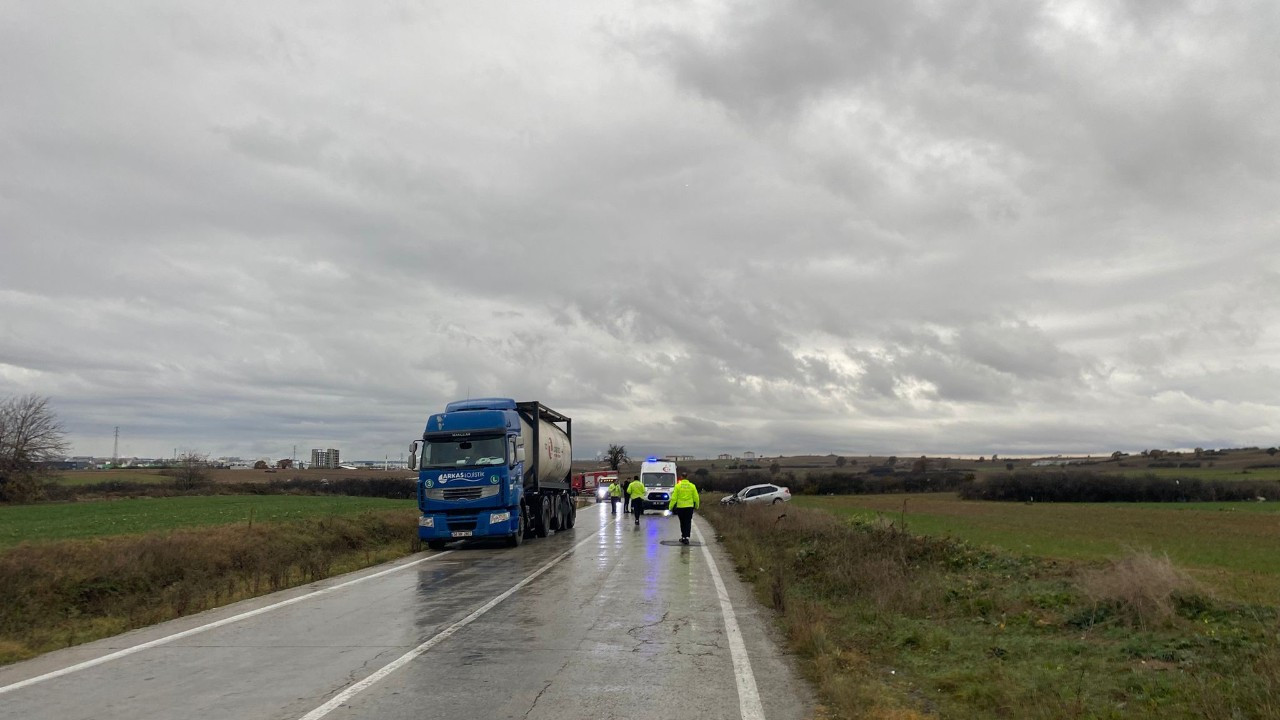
[[668, 479, 699, 509]]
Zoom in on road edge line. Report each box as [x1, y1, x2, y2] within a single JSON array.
[[694, 519, 767, 720]]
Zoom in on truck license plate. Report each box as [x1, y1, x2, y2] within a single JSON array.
[[451, 531, 473, 538]]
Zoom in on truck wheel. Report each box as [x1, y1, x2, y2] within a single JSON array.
[[427, 540, 447, 551], [535, 497, 551, 537], [564, 497, 576, 528], [550, 498, 563, 532], [508, 507, 526, 547]]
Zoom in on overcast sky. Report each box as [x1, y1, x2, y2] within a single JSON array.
[[3, 0, 1278, 462]]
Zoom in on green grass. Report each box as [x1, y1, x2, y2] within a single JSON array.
[[0, 495, 416, 548], [794, 494, 1280, 603]]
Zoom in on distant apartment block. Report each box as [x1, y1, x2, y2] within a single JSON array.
[[311, 448, 341, 469]]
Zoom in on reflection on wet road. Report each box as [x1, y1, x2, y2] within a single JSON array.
[[0, 504, 811, 720]]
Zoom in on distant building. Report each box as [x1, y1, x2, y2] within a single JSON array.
[[717, 454, 733, 461], [311, 448, 341, 469]]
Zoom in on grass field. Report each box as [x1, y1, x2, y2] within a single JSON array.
[[705, 501, 1280, 719], [0, 495, 417, 548], [794, 493, 1280, 603]]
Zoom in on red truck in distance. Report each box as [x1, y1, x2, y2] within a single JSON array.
[[573, 470, 617, 502]]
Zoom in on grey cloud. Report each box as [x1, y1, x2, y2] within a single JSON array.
[[2, 1, 1278, 459], [219, 119, 335, 168]]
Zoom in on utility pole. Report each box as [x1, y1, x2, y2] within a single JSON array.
[[113, 426, 119, 464]]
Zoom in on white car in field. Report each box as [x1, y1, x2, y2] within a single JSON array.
[[720, 483, 792, 505]]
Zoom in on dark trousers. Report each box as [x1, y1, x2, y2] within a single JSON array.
[[610, 496, 619, 514], [675, 507, 695, 539], [632, 500, 643, 524], [622, 496, 629, 512]]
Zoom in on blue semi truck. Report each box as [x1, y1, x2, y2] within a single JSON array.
[[408, 398, 575, 549]]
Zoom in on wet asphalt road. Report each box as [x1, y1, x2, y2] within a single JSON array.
[[0, 503, 813, 720]]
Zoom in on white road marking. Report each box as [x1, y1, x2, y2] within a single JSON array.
[[0, 551, 455, 696], [297, 535, 597, 720], [694, 519, 767, 720]]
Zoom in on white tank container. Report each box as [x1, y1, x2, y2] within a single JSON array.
[[520, 416, 572, 486]]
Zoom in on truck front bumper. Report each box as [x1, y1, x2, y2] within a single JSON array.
[[418, 509, 518, 541]]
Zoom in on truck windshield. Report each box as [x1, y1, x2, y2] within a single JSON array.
[[423, 436, 506, 468], [642, 472, 675, 488]]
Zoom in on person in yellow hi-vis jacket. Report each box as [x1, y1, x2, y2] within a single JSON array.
[[667, 472, 700, 544], [626, 475, 646, 526], [607, 480, 622, 515]]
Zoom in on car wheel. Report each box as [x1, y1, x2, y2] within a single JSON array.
[[772, 498, 783, 504]]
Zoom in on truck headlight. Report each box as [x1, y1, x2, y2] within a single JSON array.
[[418, 516, 434, 528], [489, 511, 510, 524]]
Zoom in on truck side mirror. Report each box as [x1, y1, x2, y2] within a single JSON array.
[[408, 440, 420, 471], [516, 438, 526, 464]]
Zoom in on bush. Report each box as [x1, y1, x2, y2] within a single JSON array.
[[959, 471, 1280, 503], [1078, 551, 1200, 628], [705, 469, 971, 497], [789, 471, 971, 496], [27, 477, 418, 504]]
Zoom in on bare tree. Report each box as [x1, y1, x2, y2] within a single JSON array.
[[164, 451, 211, 489], [0, 394, 70, 503], [605, 444, 630, 471]]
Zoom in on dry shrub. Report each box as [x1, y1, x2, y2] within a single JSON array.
[[1077, 550, 1197, 628], [785, 597, 831, 657], [713, 503, 944, 617]]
